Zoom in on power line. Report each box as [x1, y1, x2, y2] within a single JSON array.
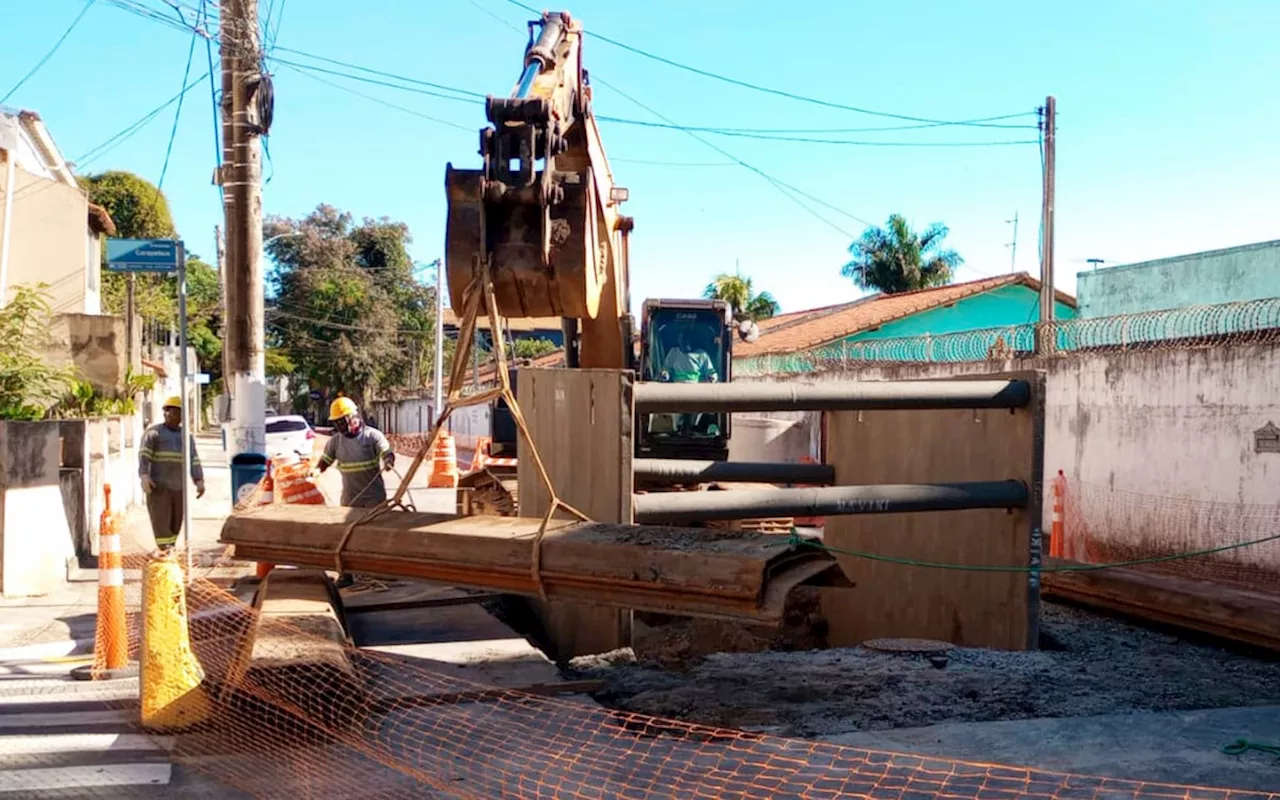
[[75, 71, 211, 167], [504, 0, 1034, 129], [598, 114, 1039, 146], [273, 57, 481, 104], [273, 48, 485, 99], [155, 5, 202, 191], [202, 0, 222, 191], [2, 0, 97, 104], [592, 75, 868, 237], [278, 63, 474, 132]]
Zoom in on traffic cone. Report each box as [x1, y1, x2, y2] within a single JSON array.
[[260, 458, 275, 506], [1050, 470, 1065, 559], [256, 460, 275, 579], [429, 431, 459, 488], [73, 485, 135, 681], [139, 553, 212, 730]]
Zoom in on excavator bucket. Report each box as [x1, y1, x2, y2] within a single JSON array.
[[444, 163, 600, 320], [443, 10, 613, 323]]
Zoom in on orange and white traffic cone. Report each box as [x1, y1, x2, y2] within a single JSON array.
[[429, 431, 459, 488], [256, 461, 276, 579], [73, 484, 135, 681]]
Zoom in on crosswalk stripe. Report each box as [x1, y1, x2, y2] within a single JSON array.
[[0, 709, 133, 730], [0, 733, 166, 756], [0, 764, 172, 792]]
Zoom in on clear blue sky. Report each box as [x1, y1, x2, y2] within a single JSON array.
[[4, 0, 1279, 313]]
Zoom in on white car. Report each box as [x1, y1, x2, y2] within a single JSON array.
[[264, 415, 315, 462]]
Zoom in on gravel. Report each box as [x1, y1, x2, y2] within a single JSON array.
[[568, 601, 1280, 739]]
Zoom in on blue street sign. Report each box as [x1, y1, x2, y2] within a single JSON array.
[[106, 238, 182, 273]]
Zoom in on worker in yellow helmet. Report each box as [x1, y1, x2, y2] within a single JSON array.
[[317, 396, 395, 508], [139, 395, 205, 551], [317, 396, 394, 589]]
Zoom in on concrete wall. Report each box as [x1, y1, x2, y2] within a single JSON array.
[[368, 394, 491, 453], [1077, 240, 1280, 318], [740, 341, 1280, 574], [0, 166, 99, 315], [847, 284, 1077, 345], [43, 313, 127, 394], [58, 416, 142, 567], [0, 421, 75, 597]]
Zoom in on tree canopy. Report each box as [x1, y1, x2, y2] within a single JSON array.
[[266, 205, 438, 406], [842, 214, 963, 295], [702, 271, 780, 321], [80, 170, 224, 391]]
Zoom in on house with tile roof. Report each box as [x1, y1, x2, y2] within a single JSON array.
[[734, 273, 1078, 372]]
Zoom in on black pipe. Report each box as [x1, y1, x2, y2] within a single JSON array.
[[632, 481, 1028, 524], [633, 458, 835, 485], [633, 380, 1030, 414]]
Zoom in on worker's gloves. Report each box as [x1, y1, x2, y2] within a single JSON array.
[[141, 476, 156, 494], [195, 479, 206, 499], [659, 370, 671, 382], [707, 374, 719, 383], [382, 453, 396, 472]]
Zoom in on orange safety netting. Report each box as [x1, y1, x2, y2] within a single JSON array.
[[75, 569, 1280, 800]]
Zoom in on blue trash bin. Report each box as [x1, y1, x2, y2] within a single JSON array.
[[230, 452, 269, 508]]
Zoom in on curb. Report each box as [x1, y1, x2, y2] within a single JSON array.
[[0, 637, 95, 663]]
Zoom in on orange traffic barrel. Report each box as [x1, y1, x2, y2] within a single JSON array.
[[429, 431, 459, 488]]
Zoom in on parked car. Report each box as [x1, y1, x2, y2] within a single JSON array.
[[264, 414, 315, 461]]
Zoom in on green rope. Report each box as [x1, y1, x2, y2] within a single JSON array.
[[782, 529, 1280, 574], [1222, 739, 1280, 762]]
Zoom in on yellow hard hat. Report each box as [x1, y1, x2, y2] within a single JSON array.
[[329, 397, 358, 419], [163, 395, 183, 410]]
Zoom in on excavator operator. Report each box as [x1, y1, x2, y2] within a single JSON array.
[[659, 327, 719, 434]]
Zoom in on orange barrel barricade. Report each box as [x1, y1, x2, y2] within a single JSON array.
[[470, 436, 491, 471], [429, 432, 459, 488], [1049, 469, 1065, 558], [258, 459, 328, 578], [76, 484, 131, 680]]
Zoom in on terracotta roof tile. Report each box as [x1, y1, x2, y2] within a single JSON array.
[[735, 273, 1076, 357]]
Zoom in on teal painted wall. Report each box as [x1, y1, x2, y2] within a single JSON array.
[[846, 284, 1078, 344], [1076, 239, 1280, 318]]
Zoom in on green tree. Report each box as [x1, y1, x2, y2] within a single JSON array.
[[80, 171, 178, 322], [511, 337, 559, 360], [842, 214, 962, 295], [81, 171, 224, 390], [0, 285, 76, 419], [703, 271, 780, 321], [265, 205, 439, 405]]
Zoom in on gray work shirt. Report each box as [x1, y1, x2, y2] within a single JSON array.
[[139, 424, 204, 492], [320, 427, 392, 507]]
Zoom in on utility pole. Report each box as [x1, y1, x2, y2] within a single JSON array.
[[125, 274, 136, 369], [1005, 212, 1018, 274], [221, 0, 266, 455], [1037, 96, 1056, 355], [214, 224, 227, 421], [431, 258, 444, 423]]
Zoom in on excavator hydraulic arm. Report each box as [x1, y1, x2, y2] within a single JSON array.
[[445, 10, 632, 368]]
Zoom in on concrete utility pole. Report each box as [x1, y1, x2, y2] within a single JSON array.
[[221, 0, 266, 455], [214, 224, 226, 417], [1037, 96, 1057, 354]]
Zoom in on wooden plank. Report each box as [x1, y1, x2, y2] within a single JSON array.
[[821, 371, 1043, 651], [517, 368, 634, 659], [220, 507, 839, 624], [1043, 560, 1280, 652]]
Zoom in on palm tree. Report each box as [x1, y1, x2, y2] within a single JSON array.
[[703, 271, 780, 321], [842, 214, 963, 295]]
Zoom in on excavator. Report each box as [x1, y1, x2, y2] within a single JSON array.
[[447, 10, 763, 519]]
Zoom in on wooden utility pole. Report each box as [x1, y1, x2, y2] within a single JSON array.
[[214, 224, 227, 415], [221, 0, 266, 454], [1037, 96, 1056, 355]]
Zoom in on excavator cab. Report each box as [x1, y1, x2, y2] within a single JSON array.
[[637, 299, 732, 461]]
